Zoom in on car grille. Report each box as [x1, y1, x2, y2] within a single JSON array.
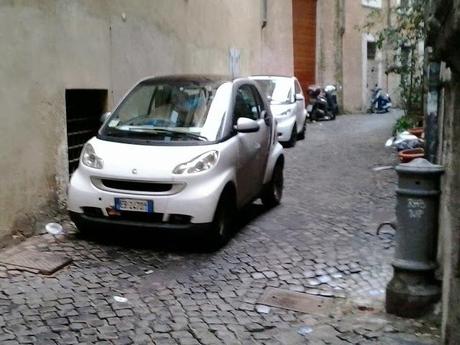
[[82, 207, 104, 217], [100, 179, 173, 193]]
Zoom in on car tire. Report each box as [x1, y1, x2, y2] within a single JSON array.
[[285, 126, 297, 148], [204, 194, 235, 251], [261, 162, 284, 208], [297, 118, 307, 140]]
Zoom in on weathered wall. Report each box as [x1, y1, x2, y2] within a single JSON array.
[[438, 70, 460, 344], [261, 0, 294, 75], [316, 0, 336, 88], [426, 0, 460, 343], [0, 0, 293, 242]]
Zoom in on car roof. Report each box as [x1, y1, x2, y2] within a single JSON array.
[[140, 74, 235, 85], [250, 75, 296, 80]]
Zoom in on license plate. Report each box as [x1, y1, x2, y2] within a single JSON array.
[[114, 198, 153, 213], [306, 105, 313, 112]]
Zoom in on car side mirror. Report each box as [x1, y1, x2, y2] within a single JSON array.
[[100, 111, 111, 123], [295, 93, 304, 101], [235, 117, 260, 133]]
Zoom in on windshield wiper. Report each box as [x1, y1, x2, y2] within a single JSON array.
[[129, 127, 208, 141]]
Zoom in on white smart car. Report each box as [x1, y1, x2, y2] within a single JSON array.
[[68, 75, 284, 249], [251, 76, 307, 147]]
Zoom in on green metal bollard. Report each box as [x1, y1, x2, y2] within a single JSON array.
[[386, 158, 444, 317]]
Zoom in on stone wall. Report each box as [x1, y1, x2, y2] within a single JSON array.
[[0, 0, 293, 242], [427, 0, 460, 343], [438, 71, 460, 344]]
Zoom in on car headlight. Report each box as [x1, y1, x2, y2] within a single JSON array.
[[173, 151, 219, 175], [278, 109, 292, 116], [81, 143, 103, 169]]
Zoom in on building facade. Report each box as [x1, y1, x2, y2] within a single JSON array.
[[0, 0, 294, 242], [315, 0, 401, 113]]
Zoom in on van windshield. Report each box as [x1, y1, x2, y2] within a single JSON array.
[[100, 80, 227, 143]]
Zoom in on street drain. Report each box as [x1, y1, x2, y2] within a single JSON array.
[[0, 248, 72, 275], [258, 288, 335, 314]]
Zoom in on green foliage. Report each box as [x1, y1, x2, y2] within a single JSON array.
[[393, 115, 417, 135], [359, 0, 425, 119]]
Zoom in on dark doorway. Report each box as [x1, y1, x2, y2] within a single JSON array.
[[293, 0, 317, 92], [65, 89, 108, 176]]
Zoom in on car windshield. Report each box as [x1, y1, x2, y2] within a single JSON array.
[[101, 80, 228, 143], [255, 77, 293, 104]]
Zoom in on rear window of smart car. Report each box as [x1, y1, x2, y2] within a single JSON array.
[[254, 77, 293, 105], [100, 79, 229, 144]]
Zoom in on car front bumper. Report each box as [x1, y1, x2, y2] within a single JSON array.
[[69, 211, 211, 233], [68, 165, 231, 228]]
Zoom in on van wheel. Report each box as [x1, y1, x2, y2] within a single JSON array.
[[297, 119, 307, 140], [285, 126, 297, 148], [261, 162, 284, 208], [205, 195, 235, 251]]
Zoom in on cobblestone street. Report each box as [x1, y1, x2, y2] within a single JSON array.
[[0, 112, 441, 344]]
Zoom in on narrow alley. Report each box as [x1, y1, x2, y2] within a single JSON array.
[[0, 113, 440, 345]]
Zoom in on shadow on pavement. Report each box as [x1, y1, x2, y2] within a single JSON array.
[[74, 202, 270, 254]]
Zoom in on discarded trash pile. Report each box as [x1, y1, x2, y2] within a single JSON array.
[[385, 131, 424, 151], [385, 131, 425, 163]]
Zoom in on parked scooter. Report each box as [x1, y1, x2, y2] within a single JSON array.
[[368, 87, 392, 113], [307, 85, 338, 121]]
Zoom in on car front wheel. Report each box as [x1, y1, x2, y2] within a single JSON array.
[[297, 118, 307, 140], [284, 126, 297, 148], [204, 195, 235, 251], [261, 162, 284, 208]]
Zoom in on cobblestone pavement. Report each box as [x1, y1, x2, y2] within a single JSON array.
[[0, 112, 441, 344]]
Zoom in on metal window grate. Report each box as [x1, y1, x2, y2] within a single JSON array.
[[367, 41, 377, 60], [65, 89, 108, 176]]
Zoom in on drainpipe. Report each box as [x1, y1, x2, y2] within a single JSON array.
[[425, 47, 441, 164], [261, 0, 268, 29], [334, 0, 345, 113]]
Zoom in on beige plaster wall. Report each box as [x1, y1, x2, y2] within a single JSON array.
[[0, 0, 293, 241], [342, 0, 369, 113], [316, 0, 336, 87], [260, 0, 294, 75]]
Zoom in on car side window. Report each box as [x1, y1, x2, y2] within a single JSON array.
[[234, 85, 260, 121], [294, 80, 302, 95], [251, 87, 266, 115]]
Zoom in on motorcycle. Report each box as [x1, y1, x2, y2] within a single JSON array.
[[368, 87, 392, 113], [307, 85, 339, 121]]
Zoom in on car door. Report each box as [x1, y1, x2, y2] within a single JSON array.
[[233, 84, 270, 204], [294, 79, 306, 131]]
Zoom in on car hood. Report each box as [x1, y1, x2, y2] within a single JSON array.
[[86, 137, 217, 180], [270, 103, 295, 117]]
